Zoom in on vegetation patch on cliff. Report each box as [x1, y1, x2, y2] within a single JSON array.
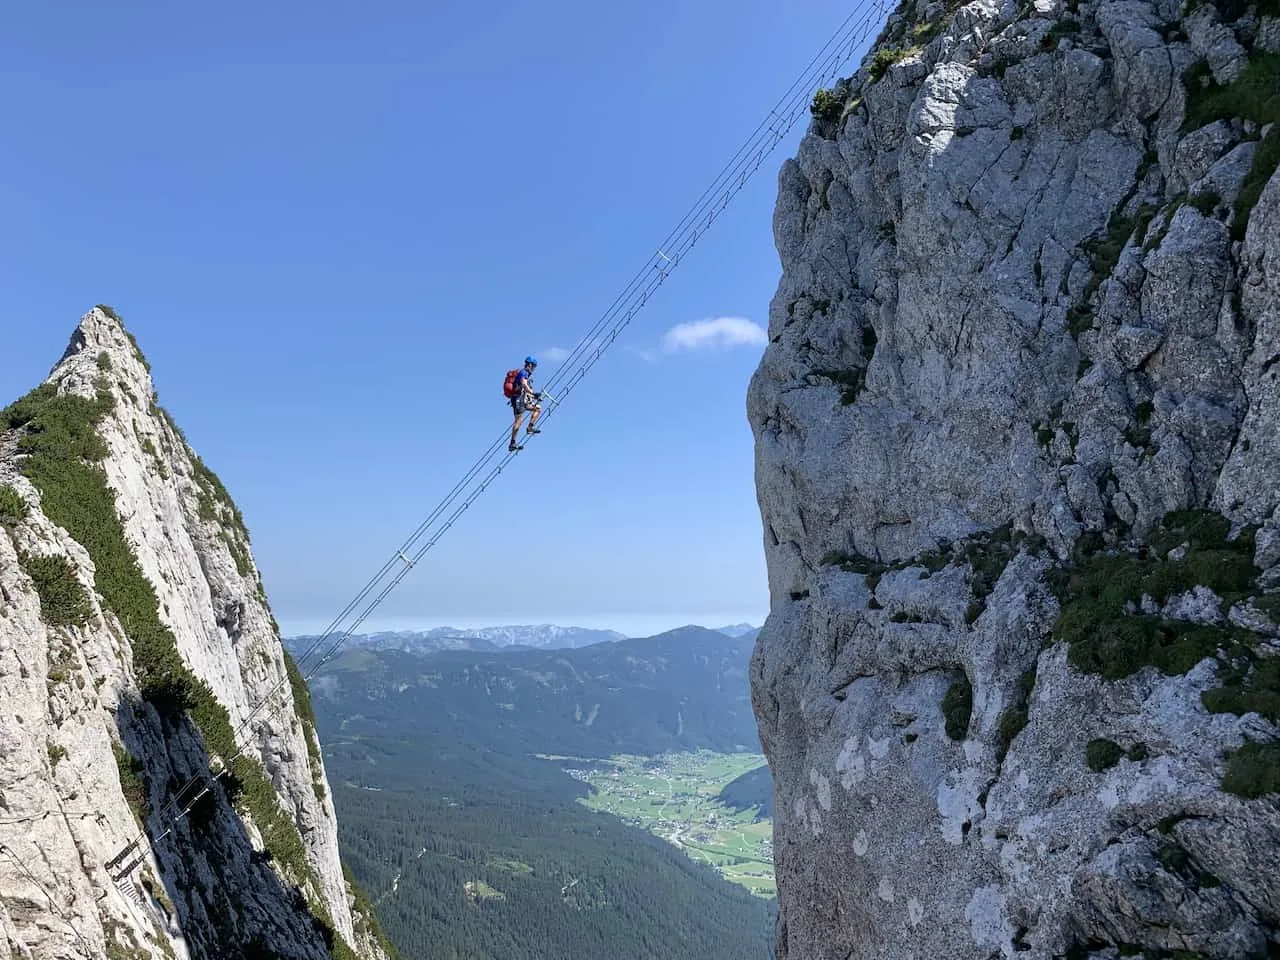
[[96, 304, 151, 374], [960, 524, 1040, 621], [1050, 511, 1259, 680], [1048, 510, 1280, 797], [113, 741, 151, 827], [871, 0, 966, 63], [810, 81, 865, 136], [823, 523, 1043, 618], [102, 916, 150, 960], [1222, 742, 1280, 798], [810, 88, 845, 124], [139, 434, 164, 473], [996, 667, 1037, 765], [0, 483, 28, 525], [285, 649, 328, 803], [1085, 738, 1125, 772], [46, 741, 68, 767], [1085, 742, 1146, 778], [155, 403, 255, 577], [822, 548, 890, 580], [1070, 204, 1159, 335], [45, 634, 79, 689], [869, 45, 923, 81], [18, 551, 92, 627], [1181, 52, 1280, 240], [4, 381, 198, 704], [942, 674, 973, 740], [191, 451, 247, 533], [1202, 652, 1280, 722]]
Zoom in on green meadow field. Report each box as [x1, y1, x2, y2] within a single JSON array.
[[568, 751, 775, 897]]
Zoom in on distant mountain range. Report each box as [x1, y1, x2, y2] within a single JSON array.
[[284, 621, 760, 657], [308, 625, 762, 758]]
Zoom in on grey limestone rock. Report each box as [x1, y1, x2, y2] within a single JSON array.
[[749, 0, 1280, 954], [0, 309, 392, 960]]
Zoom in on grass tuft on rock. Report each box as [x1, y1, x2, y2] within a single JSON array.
[[868, 45, 923, 81], [997, 707, 1029, 764]]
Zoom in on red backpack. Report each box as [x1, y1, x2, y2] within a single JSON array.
[[502, 369, 520, 398]]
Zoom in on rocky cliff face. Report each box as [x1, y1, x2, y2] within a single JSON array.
[[748, 0, 1280, 955], [0, 309, 395, 960]]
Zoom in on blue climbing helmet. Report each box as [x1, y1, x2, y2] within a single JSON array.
[[525, 355, 538, 367]]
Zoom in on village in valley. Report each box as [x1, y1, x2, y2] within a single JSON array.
[[562, 750, 776, 898]]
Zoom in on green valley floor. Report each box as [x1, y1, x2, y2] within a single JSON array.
[[563, 751, 775, 897]]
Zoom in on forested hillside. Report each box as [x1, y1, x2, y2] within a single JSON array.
[[719, 765, 774, 821], [309, 628, 775, 959]]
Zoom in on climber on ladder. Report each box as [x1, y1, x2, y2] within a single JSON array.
[[504, 356, 542, 452]]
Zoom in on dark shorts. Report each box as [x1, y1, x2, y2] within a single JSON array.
[[511, 395, 530, 415]]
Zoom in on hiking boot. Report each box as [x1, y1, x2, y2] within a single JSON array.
[[509, 442, 523, 452], [527, 428, 541, 435]]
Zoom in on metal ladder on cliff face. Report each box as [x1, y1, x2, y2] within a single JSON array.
[[104, 0, 894, 880], [116, 875, 144, 905]]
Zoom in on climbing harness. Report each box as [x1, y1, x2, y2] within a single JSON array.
[[106, 0, 890, 877]]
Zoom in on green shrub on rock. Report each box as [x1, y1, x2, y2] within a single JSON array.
[[18, 552, 91, 627], [1222, 742, 1280, 798], [942, 675, 973, 740], [0, 484, 28, 525], [810, 88, 844, 123], [1085, 738, 1124, 772]]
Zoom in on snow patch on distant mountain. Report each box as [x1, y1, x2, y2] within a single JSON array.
[[715, 623, 760, 638]]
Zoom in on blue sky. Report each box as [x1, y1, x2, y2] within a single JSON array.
[[0, 0, 860, 638]]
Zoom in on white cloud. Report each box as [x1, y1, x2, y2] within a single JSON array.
[[626, 345, 659, 364], [661, 316, 767, 353], [539, 346, 571, 363]]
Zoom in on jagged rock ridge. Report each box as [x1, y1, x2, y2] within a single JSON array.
[[747, 0, 1280, 956], [0, 309, 397, 960]]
